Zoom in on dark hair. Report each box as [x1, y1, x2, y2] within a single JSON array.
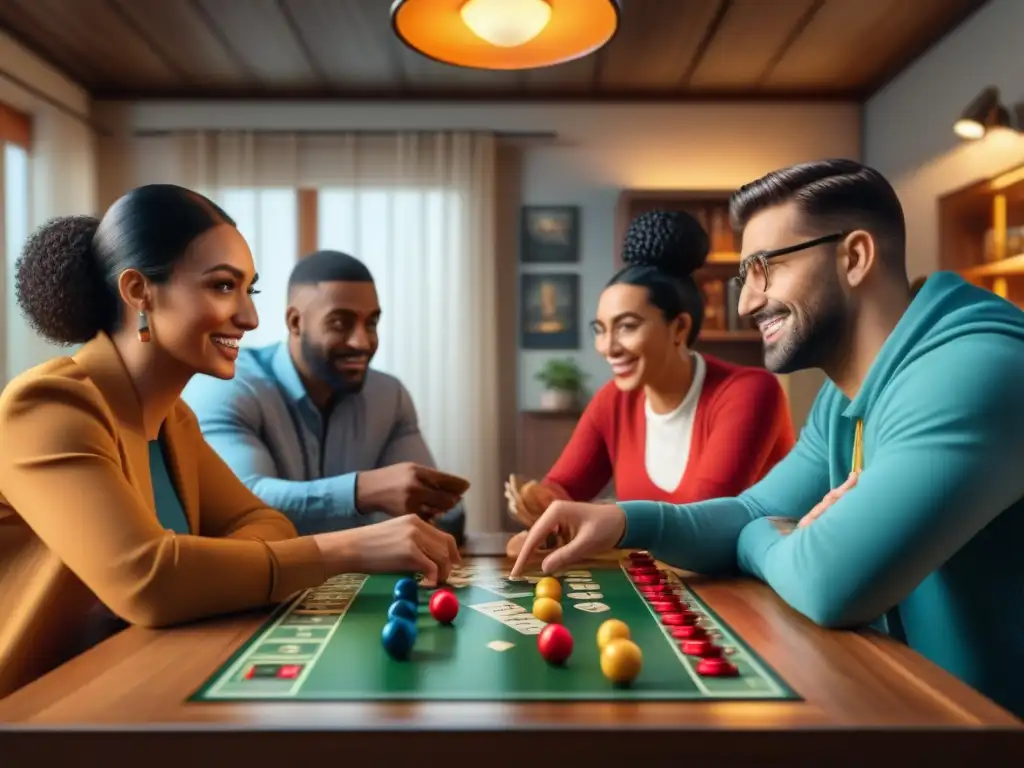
[[729, 159, 907, 275], [288, 249, 373, 294], [15, 184, 234, 345], [606, 210, 708, 345]]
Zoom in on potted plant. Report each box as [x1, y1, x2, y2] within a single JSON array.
[[535, 357, 587, 411]]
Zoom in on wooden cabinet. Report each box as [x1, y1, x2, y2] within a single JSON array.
[[614, 189, 764, 368], [939, 162, 1024, 306], [516, 410, 581, 481], [516, 410, 615, 502]]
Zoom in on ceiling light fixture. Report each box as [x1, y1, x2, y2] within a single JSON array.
[[390, 0, 621, 70], [954, 86, 1022, 140], [461, 0, 552, 48]]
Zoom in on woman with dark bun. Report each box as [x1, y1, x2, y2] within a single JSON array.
[[506, 210, 795, 556], [0, 184, 458, 698]]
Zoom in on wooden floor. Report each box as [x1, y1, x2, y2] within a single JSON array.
[[1, 533, 1020, 766]]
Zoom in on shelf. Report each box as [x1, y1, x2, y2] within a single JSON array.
[[958, 253, 1024, 278], [699, 330, 761, 343], [705, 251, 740, 265]]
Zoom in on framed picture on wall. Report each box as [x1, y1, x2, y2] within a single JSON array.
[[520, 205, 579, 263], [520, 273, 580, 349]]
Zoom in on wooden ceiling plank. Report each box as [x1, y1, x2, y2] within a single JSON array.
[[2, 0, 178, 87], [688, 0, 820, 89], [860, 0, 990, 96], [679, 0, 734, 87], [755, 0, 826, 85], [104, 0, 250, 85], [187, 0, 259, 82], [597, 0, 722, 90], [764, 0, 986, 92], [0, 6, 105, 87], [192, 0, 319, 84], [105, 0, 193, 84], [279, 0, 406, 87], [273, 0, 329, 83], [523, 56, 597, 89]]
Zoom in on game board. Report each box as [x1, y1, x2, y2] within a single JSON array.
[[191, 557, 799, 702]]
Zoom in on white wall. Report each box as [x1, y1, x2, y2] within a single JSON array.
[[864, 0, 1024, 280], [95, 99, 859, 427], [0, 30, 97, 378]]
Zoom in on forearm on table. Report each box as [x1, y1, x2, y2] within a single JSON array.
[[618, 497, 763, 575]]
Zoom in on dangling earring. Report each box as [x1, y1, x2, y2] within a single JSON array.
[[138, 310, 151, 343]]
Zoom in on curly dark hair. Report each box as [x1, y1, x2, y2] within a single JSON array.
[[15, 184, 234, 346], [606, 210, 709, 345]]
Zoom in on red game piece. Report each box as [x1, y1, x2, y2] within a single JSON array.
[[661, 610, 698, 626], [640, 584, 669, 595], [628, 566, 659, 577], [537, 623, 573, 664], [627, 551, 652, 561], [696, 657, 738, 677], [633, 574, 661, 585], [429, 588, 459, 624], [681, 639, 722, 657], [652, 600, 682, 613], [670, 625, 707, 640]]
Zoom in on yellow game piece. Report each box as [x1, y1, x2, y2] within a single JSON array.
[[596, 619, 630, 651], [535, 577, 561, 601], [532, 596, 563, 623], [600, 638, 642, 684]]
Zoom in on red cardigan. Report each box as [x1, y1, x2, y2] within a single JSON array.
[[544, 354, 796, 504]]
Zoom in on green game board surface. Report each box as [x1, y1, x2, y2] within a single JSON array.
[[191, 560, 799, 702]]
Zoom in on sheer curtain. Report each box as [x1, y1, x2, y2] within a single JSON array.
[[129, 130, 501, 533]]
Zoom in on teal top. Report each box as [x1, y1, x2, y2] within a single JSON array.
[[619, 272, 1024, 717], [149, 439, 189, 534]]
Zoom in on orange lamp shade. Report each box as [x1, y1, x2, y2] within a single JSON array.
[[390, 0, 621, 70]]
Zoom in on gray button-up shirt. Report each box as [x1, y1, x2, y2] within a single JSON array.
[[183, 341, 464, 537]]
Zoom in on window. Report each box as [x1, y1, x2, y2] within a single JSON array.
[[317, 186, 461, 379], [316, 186, 466, 456], [4, 142, 30, 381], [214, 188, 297, 349]]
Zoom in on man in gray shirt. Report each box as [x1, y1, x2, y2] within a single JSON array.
[[183, 250, 468, 542]]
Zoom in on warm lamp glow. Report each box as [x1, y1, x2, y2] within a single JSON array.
[[390, 0, 620, 70], [954, 118, 985, 140], [460, 0, 551, 48]]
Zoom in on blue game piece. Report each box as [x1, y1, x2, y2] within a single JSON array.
[[393, 577, 418, 604], [381, 618, 416, 660], [388, 599, 418, 623]]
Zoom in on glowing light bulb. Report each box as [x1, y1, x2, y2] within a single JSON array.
[[953, 118, 985, 140], [460, 0, 552, 48]]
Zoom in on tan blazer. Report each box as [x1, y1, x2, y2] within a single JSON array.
[[0, 333, 327, 699]]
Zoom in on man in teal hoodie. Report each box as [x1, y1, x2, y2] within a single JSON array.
[[511, 159, 1024, 718]]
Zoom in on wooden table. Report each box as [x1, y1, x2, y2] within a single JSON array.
[[1, 533, 1021, 766]]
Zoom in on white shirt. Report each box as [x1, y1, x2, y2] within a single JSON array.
[[644, 352, 706, 492]]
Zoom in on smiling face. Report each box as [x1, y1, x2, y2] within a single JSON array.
[[288, 280, 381, 398], [137, 223, 260, 380], [592, 283, 689, 391], [737, 201, 850, 374]]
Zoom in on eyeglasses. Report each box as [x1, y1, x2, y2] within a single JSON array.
[[732, 232, 848, 293]]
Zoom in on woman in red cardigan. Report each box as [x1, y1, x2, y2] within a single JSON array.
[[506, 210, 796, 557]]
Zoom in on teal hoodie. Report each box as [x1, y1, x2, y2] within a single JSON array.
[[619, 272, 1024, 717]]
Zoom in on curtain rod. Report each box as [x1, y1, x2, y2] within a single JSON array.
[[132, 129, 558, 141], [0, 67, 112, 137]]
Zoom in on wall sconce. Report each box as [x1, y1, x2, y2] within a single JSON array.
[[390, 0, 621, 70], [954, 86, 1023, 140]]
